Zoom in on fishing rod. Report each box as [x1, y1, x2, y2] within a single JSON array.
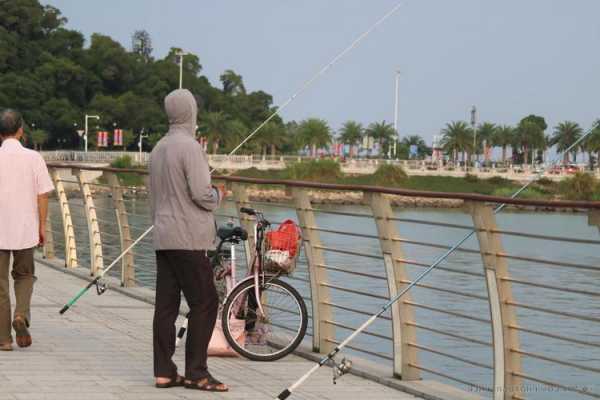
[[274, 130, 596, 400], [59, 1, 407, 315]]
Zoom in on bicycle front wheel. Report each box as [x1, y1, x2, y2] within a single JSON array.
[[222, 277, 308, 361]]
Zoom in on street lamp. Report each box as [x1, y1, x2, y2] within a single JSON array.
[[470, 106, 478, 166], [176, 50, 189, 89], [138, 128, 148, 164], [84, 114, 100, 153], [392, 70, 401, 159]]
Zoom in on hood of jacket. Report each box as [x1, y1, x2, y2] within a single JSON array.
[[164, 89, 197, 137]]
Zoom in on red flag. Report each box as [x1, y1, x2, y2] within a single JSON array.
[[114, 129, 122, 146], [97, 131, 109, 147]]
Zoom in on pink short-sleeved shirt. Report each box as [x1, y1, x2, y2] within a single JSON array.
[[0, 138, 54, 250]]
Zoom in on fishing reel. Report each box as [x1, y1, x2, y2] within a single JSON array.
[[95, 280, 107, 295], [331, 357, 353, 384]]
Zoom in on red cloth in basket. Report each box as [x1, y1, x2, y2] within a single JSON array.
[[266, 220, 301, 257]]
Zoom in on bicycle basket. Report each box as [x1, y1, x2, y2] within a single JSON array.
[[263, 219, 302, 274]]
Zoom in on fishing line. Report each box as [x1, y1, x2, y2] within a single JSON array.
[[59, 1, 407, 314], [274, 130, 596, 399]]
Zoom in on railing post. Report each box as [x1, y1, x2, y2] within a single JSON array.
[[50, 168, 78, 268], [43, 204, 55, 259], [589, 210, 600, 233], [105, 172, 135, 287], [232, 183, 256, 270], [292, 188, 335, 354], [366, 192, 419, 380], [467, 201, 523, 400], [74, 169, 104, 276]]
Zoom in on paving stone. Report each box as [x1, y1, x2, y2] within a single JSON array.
[[0, 264, 417, 400]]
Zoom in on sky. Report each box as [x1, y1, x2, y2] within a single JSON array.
[[43, 0, 600, 144]]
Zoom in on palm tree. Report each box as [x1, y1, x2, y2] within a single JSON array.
[[514, 120, 545, 165], [476, 122, 496, 162], [584, 119, 600, 169], [339, 121, 364, 158], [550, 121, 583, 164], [401, 135, 430, 159], [367, 121, 396, 156], [257, 122, 284, 156], [492, 125, 515, 164], [297, 118, 331, 157], [440, 121, 473, 163], [221, 119, 247, 153], [202, 111, 229, 154], [220, 69, 246, 96]]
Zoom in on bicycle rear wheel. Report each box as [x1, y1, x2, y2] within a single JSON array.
[[222, 277, 308, 361]]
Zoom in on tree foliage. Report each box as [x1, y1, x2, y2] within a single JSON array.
[[0, 0, 279, 152], [550, 121, 583, 163], [441, 121, 473, 162], [297, 118, 331, 157]]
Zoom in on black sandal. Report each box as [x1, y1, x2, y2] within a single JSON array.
[[155, 374, 185, 389], [185, 374, 229, 392]]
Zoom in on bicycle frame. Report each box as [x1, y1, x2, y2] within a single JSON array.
[[225, 211, 279, 318]]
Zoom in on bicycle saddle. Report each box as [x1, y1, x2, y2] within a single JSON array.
[[217, 225, 248, 241]]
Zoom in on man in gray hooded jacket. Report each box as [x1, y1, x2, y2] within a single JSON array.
[[149, 89, 227, 392]]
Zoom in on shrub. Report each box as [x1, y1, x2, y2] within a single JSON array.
[[536, 177, 554, 187], [371, 164, 408, 186], [110, 155, 133, 169], [487, 176, 511, 186], [283, 159, 343, 182], [464, 173, 479, 183], [559, 172, 598, 201]]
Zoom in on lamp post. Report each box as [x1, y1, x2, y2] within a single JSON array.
[[84, 114, 100, 153], [138, 128, 148, 164], [392, 70, 400, 159], [176, 50, 189, 89], [470, 106, 478, 166]]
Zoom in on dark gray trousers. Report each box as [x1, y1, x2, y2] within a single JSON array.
[[153, 250, 218, 380]]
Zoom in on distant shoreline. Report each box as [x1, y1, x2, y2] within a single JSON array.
[[242, 188, 586, 213], [67, 181, 589, 213]]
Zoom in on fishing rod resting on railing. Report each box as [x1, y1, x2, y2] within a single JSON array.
[[58, 1, 407, 314], [273, 129, 597, 399]]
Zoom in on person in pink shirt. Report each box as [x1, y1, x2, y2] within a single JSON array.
[[0, 109, 54, 351]]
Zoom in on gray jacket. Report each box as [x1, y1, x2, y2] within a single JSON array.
[[149, 89, 220, 250]]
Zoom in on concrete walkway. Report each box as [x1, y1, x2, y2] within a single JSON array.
[[0, 263, 417, 400]]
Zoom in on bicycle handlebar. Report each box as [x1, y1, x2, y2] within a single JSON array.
[[239, 207, 270, 227]]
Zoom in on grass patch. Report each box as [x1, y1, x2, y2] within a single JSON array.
[[492, 187, 548, 200], [109, 155, 145, 187], [231, 161, 600, 201]]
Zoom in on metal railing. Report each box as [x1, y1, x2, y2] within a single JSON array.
[[42, 163, 600, 400]]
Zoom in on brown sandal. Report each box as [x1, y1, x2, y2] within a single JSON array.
[[12, 317, 31, 348], [185, 374, 229, 392], [155, 375, 185, 389]]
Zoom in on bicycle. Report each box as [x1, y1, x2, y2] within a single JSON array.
[[176, 207, 308, 362]]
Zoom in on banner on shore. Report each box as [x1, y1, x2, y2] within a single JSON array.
[[97, 131, 109, 147], [113, 129, 123, 146]]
